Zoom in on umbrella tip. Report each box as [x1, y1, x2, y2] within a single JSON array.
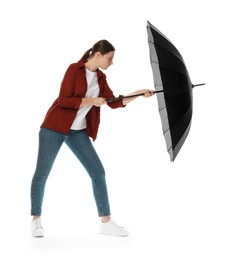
[[192, 83, 205, 88]]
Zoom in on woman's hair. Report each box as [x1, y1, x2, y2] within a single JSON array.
[[82, 40, 115, 61]]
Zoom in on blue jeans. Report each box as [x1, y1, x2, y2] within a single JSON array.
[[31, 128, 111, 217]]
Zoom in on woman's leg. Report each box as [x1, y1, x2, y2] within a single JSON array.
[[65, 130, 111, 218], [31, 128, 65, 216]]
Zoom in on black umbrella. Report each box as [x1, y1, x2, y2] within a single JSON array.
[[107, 21, 204, 161], [146, 21, 204, 161]]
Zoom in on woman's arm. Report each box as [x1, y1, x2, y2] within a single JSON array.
[[58, 64, 83, 109], [80, 89, 154, 108], [122, 89, 155, 105]]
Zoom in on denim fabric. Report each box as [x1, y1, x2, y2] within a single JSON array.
[[31, 128, 110, 217]]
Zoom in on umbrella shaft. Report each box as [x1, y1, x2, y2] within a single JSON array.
[[123, 90, 163, 99], [106, 90, 163, 103]]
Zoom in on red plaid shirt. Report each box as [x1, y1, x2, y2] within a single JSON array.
[[41, 59, 124, 140]]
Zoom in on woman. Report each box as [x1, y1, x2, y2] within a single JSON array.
[[31, 39, 154, 237]]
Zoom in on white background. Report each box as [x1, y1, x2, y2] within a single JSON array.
[[1, 0, 228, 259]]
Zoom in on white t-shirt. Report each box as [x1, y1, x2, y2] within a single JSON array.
[[70, 69, 99, 130]]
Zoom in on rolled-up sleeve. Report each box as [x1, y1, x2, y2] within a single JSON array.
[[58, 64, 82, 109], [101, 75, 126, 109]]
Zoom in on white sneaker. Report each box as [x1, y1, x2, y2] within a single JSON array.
[[31, 218, 44, 237], [99, 219, 129, 237]]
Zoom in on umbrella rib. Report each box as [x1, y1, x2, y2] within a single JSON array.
[[167, 146, 173, 154], [151, 60, 159, 65], [147, 22, 174, 46], [148, 40, 154, 45], [160, 67, 189, 79], [150, 57, 190, 78], [163, 128, 170, 135], [159, 106, 166, 111], [149, 41, 185, 65], [155, 86, 191, 100], [165, 89, 191, 100], [150, 56, 190, 80]]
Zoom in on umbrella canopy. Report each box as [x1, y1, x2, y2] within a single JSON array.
[[147, 21, 204, 161]]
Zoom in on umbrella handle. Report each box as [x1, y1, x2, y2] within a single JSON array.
[[106, 90, 163, 103]]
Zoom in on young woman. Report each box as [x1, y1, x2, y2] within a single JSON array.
[[30, 39, 154, 237]]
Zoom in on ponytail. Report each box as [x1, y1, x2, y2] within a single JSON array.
[[82, 48, 93, 61], [81, 40, 115, 61]]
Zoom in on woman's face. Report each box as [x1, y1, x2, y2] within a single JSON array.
[[97, 51, 115, 70]]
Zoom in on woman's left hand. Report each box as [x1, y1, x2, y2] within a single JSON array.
[[141, 89, 155, 98], [122, 89, 155, 105]]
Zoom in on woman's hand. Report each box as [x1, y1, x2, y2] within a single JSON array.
[[93, 97, 107, 107], [122, 89, 155, 105], [138, 89, 155, 98], [80, 97, 107, 107]]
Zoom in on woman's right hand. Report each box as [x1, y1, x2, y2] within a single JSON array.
[[93, 97, 107, 107], [80, 97, 107, 107]]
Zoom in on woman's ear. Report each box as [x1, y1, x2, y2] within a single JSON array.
[[94, 52, 102, 58]]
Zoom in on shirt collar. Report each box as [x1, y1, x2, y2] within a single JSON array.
[[78, 59, 104, 79]]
